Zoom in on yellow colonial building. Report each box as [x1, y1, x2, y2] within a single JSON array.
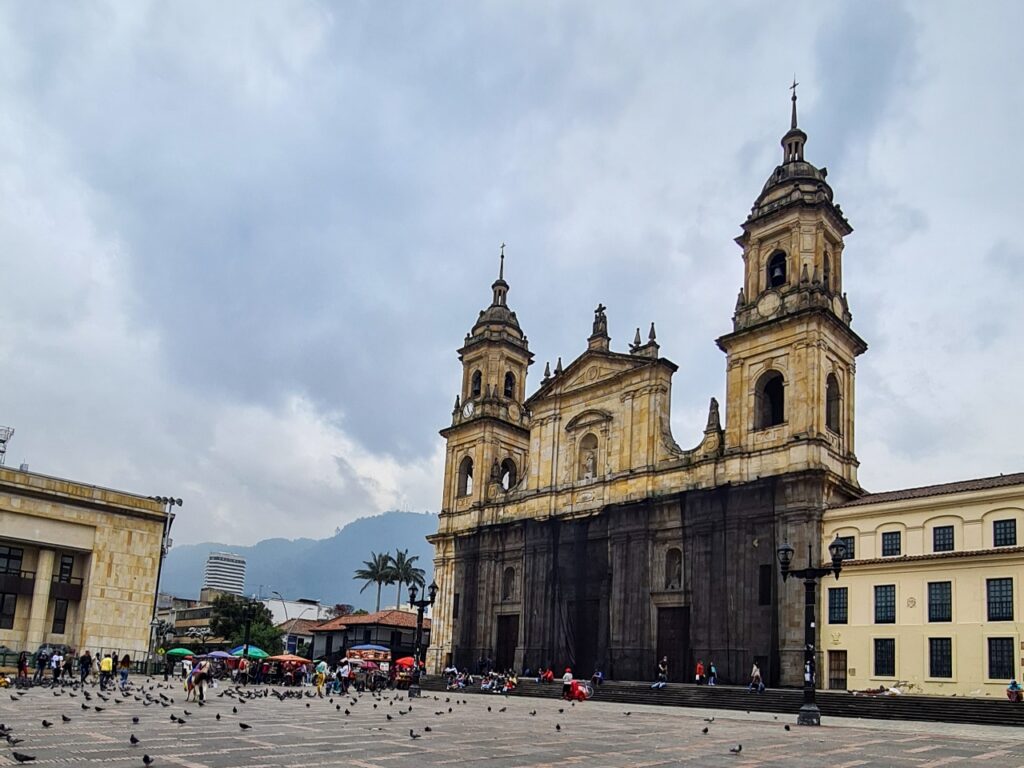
[[821, 473, 1024, 695], [0, 465, 172, 659]]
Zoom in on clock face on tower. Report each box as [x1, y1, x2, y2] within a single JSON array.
[[462, 401, 475, 418]]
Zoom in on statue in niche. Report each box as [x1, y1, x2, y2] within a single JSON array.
[[665, 548, 682, 590], [592, 303, 608, 337], [583, 451, 596, 481]]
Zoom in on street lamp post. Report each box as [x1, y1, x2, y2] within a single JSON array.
[[776, 535, 847, 726], [406, 582, 438, 699], [147, 495, 181, 675]]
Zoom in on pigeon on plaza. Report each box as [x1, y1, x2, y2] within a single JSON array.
[[94, 706, 104, 712], [730, 744, 742, 754], [424, 726, 432, 732], [130, 734, 140, 745], [132, 717, 139, 723], [183, 710, 191, 716], [784, 724, 791, 731], [239, 722, 252, 730], [623, 712, 631, 716], [41, 720, 53, 728], [386, 714, 393, 721], [81, 703, 89, 710], [143, 755, 154, 766], [498, 707, 506, 712], [215, 713, 221, 721], [409, 729, 421, 739], [12, 754, 36, 764], [704, 717, 715, 723], [232, 706, 237, 714], [555, 723, 561, 731], [702, 727, 708, 734], [61, 715, 71, 723]]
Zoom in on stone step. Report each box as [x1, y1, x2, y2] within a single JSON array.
[[421, 678, 1024, 728]]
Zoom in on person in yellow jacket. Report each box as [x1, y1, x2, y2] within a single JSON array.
[[99, 653, 113, 690]]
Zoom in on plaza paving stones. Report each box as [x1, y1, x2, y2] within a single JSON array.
[[2, 680, 1024, 767]]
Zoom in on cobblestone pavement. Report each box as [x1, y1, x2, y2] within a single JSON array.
[[2, 680, 1023, 767]]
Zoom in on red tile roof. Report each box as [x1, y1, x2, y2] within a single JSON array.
[[311, 609, 431, 633], [836, 472, 1024, 508], [277, 618, 324, 635]]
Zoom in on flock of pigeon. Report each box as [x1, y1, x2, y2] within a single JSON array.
[[2, 676, 763, 764]]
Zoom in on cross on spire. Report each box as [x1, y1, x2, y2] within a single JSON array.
[[790, 76, 799, 130], [499, 242, 505, 280]]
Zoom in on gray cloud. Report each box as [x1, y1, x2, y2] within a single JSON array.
[[1, 1, 1021, 542]]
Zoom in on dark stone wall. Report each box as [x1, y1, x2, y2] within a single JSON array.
[[448, 470, 852, 685]]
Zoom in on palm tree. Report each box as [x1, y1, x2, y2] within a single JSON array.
[[391, 549, 426, 608], [354, 552, 395, 613]]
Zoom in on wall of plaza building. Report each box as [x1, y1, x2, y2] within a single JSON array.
[[0, 466, 168, 659], [820, 474, 1024, 697]]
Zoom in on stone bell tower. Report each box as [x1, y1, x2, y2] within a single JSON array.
[[717, 85, 867, 489], [440, 246, 533, 512]]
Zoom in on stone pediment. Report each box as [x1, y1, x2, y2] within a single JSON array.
[[527, 352, 655, 404]]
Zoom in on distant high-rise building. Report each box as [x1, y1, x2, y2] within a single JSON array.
[[203, 552, 246, 595]]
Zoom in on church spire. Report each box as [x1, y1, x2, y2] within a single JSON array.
[[790, 76, 799, 130], [782, 78, 806, 163], [491, 242, 509, 307]]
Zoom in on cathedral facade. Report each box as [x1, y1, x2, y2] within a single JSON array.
[[427, 95, 867, 686]]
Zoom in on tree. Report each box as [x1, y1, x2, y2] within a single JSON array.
[[390, 549, 426, 609], [354, 552, 395, 613], [323, 603, 355, 619], [208, 594, 283, 655]]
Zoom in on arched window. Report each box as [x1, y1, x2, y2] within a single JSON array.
[[503, 371, 515, 399], [755, 371, 785, 428], [826, 373, 841, 434], [823, 252, 832, 292], [501, 567, 515, 601], [578, 433, 599, 482], [500, 459, 517, 491], [470, 370, 482, 398], [767, 251, 787, 288], [457, 456, 474, 497], [665, 548, 682, 590]]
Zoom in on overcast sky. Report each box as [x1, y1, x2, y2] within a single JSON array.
[[2, 2, 1022, 545]]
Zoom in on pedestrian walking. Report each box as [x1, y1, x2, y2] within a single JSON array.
[[694, 659, 705, 685], [78, 650, 92, 684], [119, 654, 131, 689], [99, 653, 113, 690], [708, 660, 718, 686]]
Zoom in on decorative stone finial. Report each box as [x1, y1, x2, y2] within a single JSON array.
[[554, 357, 563, 375], [648, 322, 657, 342], [633, 327, 642, 347]]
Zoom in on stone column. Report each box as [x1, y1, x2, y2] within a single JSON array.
[[26, 548, 55, 647]]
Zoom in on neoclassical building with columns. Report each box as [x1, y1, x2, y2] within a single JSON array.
[[0, 465, 170, 659], [428, 94, 868, 686]]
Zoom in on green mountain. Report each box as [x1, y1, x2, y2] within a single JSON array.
[[160, 511, 438, 609]]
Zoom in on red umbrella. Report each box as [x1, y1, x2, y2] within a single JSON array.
[[394, 657, 415, 667]]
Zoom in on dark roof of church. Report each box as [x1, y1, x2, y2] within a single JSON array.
[[837, 472, 1024, 508]]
